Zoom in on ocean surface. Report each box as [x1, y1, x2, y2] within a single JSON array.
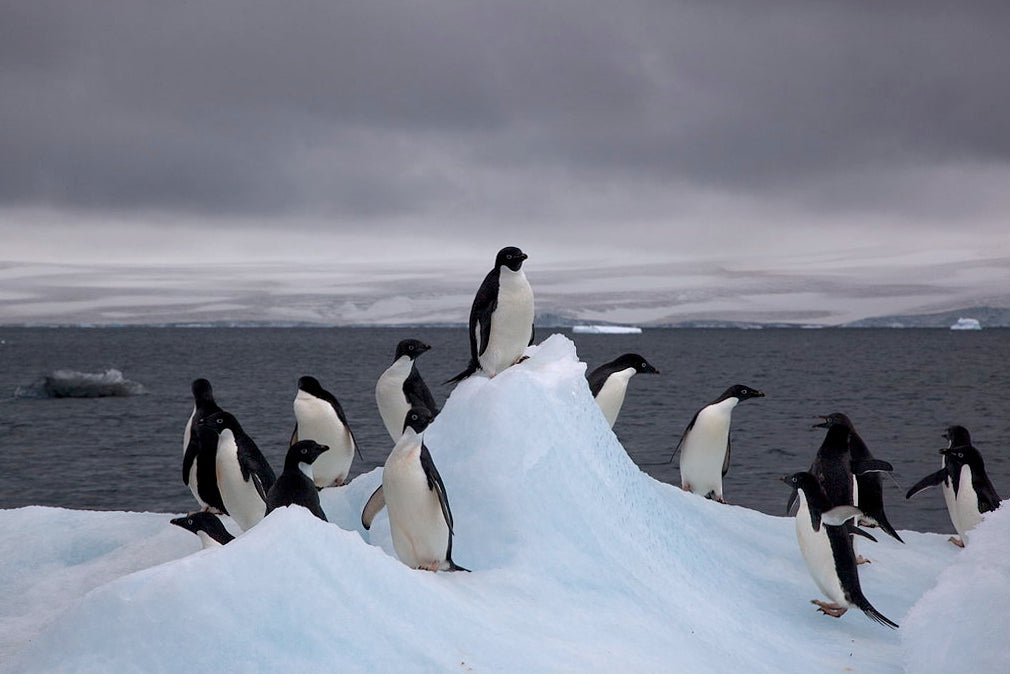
[[1, 327, 1006, 534]]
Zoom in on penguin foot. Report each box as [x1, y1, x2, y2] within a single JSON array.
[[417, 562, 441, 572], [856, 555, 872, 565], [201, 506, 226, 515], [811, 600, 848, 618], [515, 355, 530, 364], [948, 536, 965, 548]]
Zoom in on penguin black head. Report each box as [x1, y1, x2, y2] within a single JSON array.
[[286, 440, 330, 468], [170, 512, 234, 544], [197, 410, 237, 434], [402, 406, 434, 434], [610, 353, 660, 375], [813, 412, 852, 429], [781, 472, 815, 492], [395, 339, 432, 361], [780, 471, 828, 503], [191, 378, 214, 402], [943, 425, 972, 447], [495, 246, 528, 272], [722, 384, 764, 402], [297, 375, 326, 395]]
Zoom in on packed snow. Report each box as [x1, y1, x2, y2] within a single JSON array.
[[2, 335, 1007, 672]]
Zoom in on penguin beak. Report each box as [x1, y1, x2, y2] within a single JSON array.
[[812, 415, 829, 429], [519, 253, 528, 261]]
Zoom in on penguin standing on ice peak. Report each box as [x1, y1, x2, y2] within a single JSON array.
[[182, 378, 226, 514], [677, 384, 764, 502], [906, 425, 1001, 547], [446, 246, 534, 384], [266, 440, 330, 521], [376, 339, 440, 442], [781, 472, 898, 629], [816, 413, 902, 543], [291, 375, 359, 489], [373, 406, 467, 571], [199, 410, 276, 532], [587, 353, 660, 428], [170, 512, 234, 549]]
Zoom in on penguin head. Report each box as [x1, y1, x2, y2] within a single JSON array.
[[197, 410, 237, 435], [297, 375, 325, 395], [610, 353, 660, 375], [191, 378, 214, 402], [170, 512, 227, 536], [780, 471, 824, 499], [942, 425, 972, 447], [395, 339, 432, 361], [723, 384, 764, 402], [288, 440, 330, 467], [402, 406, 434, 434], [812, 412, 852, 429], [495, 246, 528, 272], [941, 443, 983, 467]]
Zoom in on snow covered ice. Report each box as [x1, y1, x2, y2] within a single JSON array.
[[2, 334, 1008, 672]]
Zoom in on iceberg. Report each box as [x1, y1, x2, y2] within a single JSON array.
[[2, 334, 1007, 672], [572, 324, 643, 334], [949, 317, 982, 330], [14, 368, 146, 398]]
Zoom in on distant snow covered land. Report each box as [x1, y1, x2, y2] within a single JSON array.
[[2, 336, 1008, 672]]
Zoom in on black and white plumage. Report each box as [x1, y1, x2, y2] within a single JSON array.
[[182, 378, 226, 514], [677, 384, 764, 502], [372, 407, 467, 571], [816, 413, 902, 543], [782, 472, 899, 629], [291, 376, 358, 489], [199, 410, 276, 532], [376, 339, 439, 442], [446, 246, 534, 384], [906, 425, 1001, 547], [266, 440, 330, 521], [587, 353, 659, 428], [170, 512, 234, 549]]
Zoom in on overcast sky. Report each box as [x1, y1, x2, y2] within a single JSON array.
[[1, 1, 1008, 321]]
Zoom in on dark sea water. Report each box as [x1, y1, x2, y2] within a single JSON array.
[[1, 327, 1006, 534]]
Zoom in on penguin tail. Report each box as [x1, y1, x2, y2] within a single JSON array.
[[445, 560, 470, 572], [854, 595, 899, 629], [444, 360, 478, 385], [874, 513, 904, 544]]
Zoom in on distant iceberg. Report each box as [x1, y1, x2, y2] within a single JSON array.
[[950, 317, 982, 331], [14, 368, 147, 398], [571, 324, 642, 334]]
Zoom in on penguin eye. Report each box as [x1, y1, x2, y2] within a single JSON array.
[[506, 254, 513, 260], [300, 447, 307, 455]]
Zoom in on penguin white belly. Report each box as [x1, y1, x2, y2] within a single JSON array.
[[479, 268, 533, 377], [383, 444, 450, 569], [679, 399, 736, 498], [795, 493, 848, 606], [215, 430, 267, 532], [375, 356, 413, 441], [595, 368, 634, 428], [294, 393, 355, 488], [197, 531, 223, 550], [950, 465, 983, 543]]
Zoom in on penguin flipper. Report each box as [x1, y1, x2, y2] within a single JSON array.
[[404, 368, 440, 416], [419, 444, 454, 532], [361, 486, 385, 530], [785, 488, 798, 515], [853, 594, 899, 629], [182, 436, 199, 485], [852, 458, 893, 474], [721, 438, 732, 477], [974, 475, 1002, 514], [848, 522, 878, 543], [444, 360, 478, 385], [868, 509, 904, 543], [289, 423, 298, 446], [905, 469, 947, 499], [822, 505, 862, 527]]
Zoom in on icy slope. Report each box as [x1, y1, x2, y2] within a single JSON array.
[[3, 335, 1001, 672]]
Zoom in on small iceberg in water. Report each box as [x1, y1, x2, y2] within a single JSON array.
[[15, 368, 147, 398], [572, 325, 642, 335], [950, 317, 982, 331]]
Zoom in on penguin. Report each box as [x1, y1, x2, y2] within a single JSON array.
[[906, 425, 1001, 547], [446, 246, 534, 384], [816, 413, 902, 543], [376, 406, 467, 571], [199, 410, 276, 532], [677, 384, 764, 502], [781, 472, 898, 629], [291, 376, 359, 489], [586, 353, 660, 428], [376, 339, 440, 442], [170, 512, 234, 549], [266, 440, 330, 521], [181, 378, 226, 514]]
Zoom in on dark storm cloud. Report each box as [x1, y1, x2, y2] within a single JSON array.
[[1, 0, 1009, 222]]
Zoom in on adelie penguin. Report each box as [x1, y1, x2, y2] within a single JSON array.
[[446, 246, 534, 384], [291, 376, 360, 489], [781, 472, 898, 629], [677, 384, 764, 502], [199, 410, 276, 532], [817, 413, 903, 544], [362, 407, 467, 572], [906, 425, 1002, 547], [587, 353, 660, 428], [266, 440, 330, 522], [170, 512, 234, 549], [181, 378, 227, 514], [376, 339, 440, 442]]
